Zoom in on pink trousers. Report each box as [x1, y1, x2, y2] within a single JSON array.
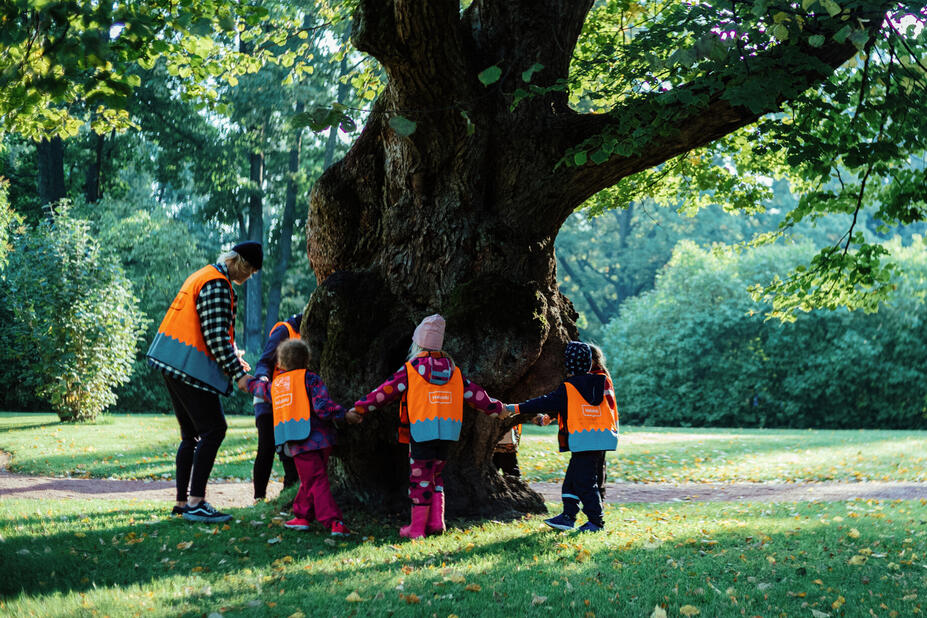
[[292, 447, 342, 526]]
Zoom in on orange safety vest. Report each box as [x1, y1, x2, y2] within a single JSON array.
[[147, 265, 236, 394], [562, 378, 619, 452], [270, 369, 313, 447], [403, 361, 464, 443], [270, 321, 300, 381]]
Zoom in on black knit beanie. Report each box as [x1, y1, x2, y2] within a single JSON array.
[[232, 241, 263, 270]]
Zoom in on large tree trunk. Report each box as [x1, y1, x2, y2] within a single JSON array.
[[303, 0, 889, 517], [36, 137, 65, 207]]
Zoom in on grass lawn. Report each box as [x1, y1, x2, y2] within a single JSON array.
[[4, 413, 926, 484], [2, 496, 926, 616]]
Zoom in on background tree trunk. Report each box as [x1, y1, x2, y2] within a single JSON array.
[[264, 105, 304, 334], [84, 131, 105, 204], [244, 128, 265, 353], [36, 137, 65, 207]]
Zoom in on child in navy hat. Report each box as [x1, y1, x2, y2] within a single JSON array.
[[505, 341, 618, 532]]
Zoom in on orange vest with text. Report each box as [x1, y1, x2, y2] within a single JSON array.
[[402, 362, 464, 443], [562, 377, 619, 452], [270, 369, 313, 447], [146, 265, 235, 394], [270, 321, 300, 381]]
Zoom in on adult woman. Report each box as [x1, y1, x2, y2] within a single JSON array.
[[147, 241, 262, 523]]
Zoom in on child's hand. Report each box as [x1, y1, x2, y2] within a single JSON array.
[[345, 409, 363, 425], [534, 414, 551, 426], [237, 375, 252, 392]]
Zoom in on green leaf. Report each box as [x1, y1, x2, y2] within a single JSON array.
[[477, 65, 502, 86], [808, 34, 826, 48], [848, 29, 869, 51], [820, 0, 841, 17], [521, 63, 544, 83], [573, 151, 588, 166], [769, 24, 789, 41], [388, 115, 417, 136], [833, 25, 852, 44]]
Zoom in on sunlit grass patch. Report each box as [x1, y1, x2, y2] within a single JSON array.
[[2, 497, 927, 616], [518, 425, 927, 483]]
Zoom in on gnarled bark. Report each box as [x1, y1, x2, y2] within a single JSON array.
[[304, 0, 893, 516]]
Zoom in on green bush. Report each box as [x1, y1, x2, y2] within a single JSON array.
[[0, 203, 146, 421], [603, 238, 927, 429]]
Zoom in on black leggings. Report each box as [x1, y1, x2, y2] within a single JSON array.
[[163, 374, 227, 502], [253, 412, 298, 499]]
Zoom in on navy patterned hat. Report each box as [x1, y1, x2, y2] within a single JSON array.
[[564, 341, 592, 375]]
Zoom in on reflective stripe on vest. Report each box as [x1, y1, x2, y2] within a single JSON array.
[[563, 381, 619, 452], [147, 265, 235, 393], [403, 362, 464, 442], [270, 369, 312, 446], [270, 321, 300, 381]]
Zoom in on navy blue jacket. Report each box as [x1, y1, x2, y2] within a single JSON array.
[[253, 314, 302, 416], [515, 373, 607, 452]]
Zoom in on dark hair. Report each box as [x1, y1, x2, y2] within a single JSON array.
[[277, 339, 310, 371]]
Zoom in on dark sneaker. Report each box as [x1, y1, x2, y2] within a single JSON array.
[[576, 521, 604, 533], [544, 513, 575, 531], [182, 501, 232, 523], [171, 505, 187, 516], [330, 520, 351, 537]]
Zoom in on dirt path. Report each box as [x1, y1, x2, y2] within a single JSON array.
[[4, 452, 927, 507]]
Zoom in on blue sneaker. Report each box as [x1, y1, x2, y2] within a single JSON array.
[[576, 521, 603, 533], [544, 513, 575, 531]]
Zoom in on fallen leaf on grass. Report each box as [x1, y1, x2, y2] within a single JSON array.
[[832, 596, 846, 610], [679, 605, 700, 616], [810, 610, 830, 618], [345, 591, 364, 602], [267, 536, 282, 545], [532, 594, 548, 605], [177, 541, 193, 550], [650, 606, 667, 618], [848, 528, 860, 539], [465, 584, 481, 592], [848, 555, 868, 566], [903, 594, 918, 602], [400, 593, 420, 604]]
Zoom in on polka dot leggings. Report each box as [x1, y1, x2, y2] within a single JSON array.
[[408, 457, 446, 506]]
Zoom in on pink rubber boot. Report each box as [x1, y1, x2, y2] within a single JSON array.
[[399, 505, 430, 539], [426, 492, 445, 535]]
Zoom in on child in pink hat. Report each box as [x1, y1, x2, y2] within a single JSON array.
[[346, 314, 506, 539]]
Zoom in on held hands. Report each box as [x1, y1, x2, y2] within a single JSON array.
[[345, 408, 363, 425], [534, 414, 552, 426], [237, 375, 252, 392]]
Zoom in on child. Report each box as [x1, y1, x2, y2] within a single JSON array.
[[251, 314, 301, 502], [588, 343, 615, 501], [345, 314, 506, 539], [239, 339, 350, 536], [505, 341, 618, 533]]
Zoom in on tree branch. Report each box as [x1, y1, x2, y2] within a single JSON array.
[[548, 5, 895, 214]]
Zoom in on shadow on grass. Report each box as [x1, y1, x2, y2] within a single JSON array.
[[2, 499, 927, 616]]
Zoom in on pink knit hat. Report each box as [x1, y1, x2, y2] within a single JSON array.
[[412, 314, 445, 350]]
